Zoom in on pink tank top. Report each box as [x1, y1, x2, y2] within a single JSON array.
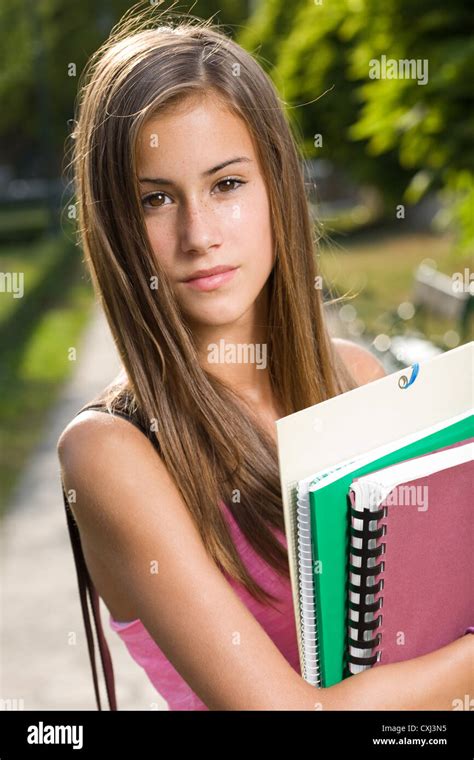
[[108, 500, 300, 710]]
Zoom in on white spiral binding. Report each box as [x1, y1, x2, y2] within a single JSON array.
[[296, 479, 321, 687]]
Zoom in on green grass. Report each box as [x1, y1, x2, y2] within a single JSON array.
[[319, 228, 473, 347], [0, 233, 94, 518], [0, 204, 49, 231], [0, 237, 64, 323], [0, 205, 53, 243]]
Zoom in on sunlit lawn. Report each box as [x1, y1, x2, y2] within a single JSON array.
[[319, 228, 473, 347]]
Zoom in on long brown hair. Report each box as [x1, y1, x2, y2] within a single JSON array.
[[69, 5, 358, 607]]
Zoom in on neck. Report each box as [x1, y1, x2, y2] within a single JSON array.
[[188, 285, 275, 408]]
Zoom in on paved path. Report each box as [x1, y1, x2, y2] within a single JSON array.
[[0, 301, 167, 711]]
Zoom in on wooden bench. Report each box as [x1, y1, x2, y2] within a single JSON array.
[[412, 263, 473, 341], [387, 263, 473, 367]]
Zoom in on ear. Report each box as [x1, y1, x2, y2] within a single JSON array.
[[332, 338, 387, 387]]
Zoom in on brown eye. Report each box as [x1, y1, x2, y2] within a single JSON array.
[[215, 178, 244, 193], [142, 192, 169, 208]]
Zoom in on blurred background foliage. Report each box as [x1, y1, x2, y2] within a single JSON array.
[[0, 0, 472, 513], [240, 0, 474, 252]]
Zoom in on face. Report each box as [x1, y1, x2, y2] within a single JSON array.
[[135, 93, 275, 329]]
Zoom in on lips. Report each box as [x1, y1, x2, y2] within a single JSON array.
[[182, 265, 238, 282], [181, 266, 239, 292]]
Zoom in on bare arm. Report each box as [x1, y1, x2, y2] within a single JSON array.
[[327, 634, 473, 711], [57, 414, 473, 711]]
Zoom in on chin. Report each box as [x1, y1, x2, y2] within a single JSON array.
[[180, 302, 249, 329]]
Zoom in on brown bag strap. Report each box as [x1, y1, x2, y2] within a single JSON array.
[[62, 482, 117, 710], [61, 400, 123, 710]]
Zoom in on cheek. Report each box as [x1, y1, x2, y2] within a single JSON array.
[[243, 193, 274, 274], [144, 220, 174, 271]]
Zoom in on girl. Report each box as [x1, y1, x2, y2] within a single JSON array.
[[57, 12, 472, 710]]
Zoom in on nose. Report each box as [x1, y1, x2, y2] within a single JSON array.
[[179, 198, 222, 255]]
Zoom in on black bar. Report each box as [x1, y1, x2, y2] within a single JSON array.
[[0, 709, 471, 756]]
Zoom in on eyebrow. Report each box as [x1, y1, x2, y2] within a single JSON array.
[[138, 156, 253, 185]]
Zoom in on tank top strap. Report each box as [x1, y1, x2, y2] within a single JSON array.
[[74, 402, 154, 442]]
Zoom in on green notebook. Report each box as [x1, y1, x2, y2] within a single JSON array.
[[307, 413, 473, 687]]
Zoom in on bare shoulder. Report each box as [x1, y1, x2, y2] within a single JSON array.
[[332, 337, 387, 386], [58, 408, 149, 478], [57, 409, 166, 528], [57, 407, 148, 461]]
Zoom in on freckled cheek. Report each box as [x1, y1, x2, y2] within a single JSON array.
[[238, 195, 273, 263], [227, 193, 271, 241], [144, 220, 174, 269]]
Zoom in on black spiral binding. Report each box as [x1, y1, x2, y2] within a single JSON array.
[[348, 504, 387, 670]]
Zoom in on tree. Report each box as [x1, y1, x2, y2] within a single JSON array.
[[0, 0, 249, 177], [348, 0, 474, 252], [239, 0, 474, 251]]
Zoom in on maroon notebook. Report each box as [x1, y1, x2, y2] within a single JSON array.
[[347, 437, 473, 673]]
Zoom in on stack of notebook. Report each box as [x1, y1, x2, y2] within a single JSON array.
[[276, 341, 473, 688]]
